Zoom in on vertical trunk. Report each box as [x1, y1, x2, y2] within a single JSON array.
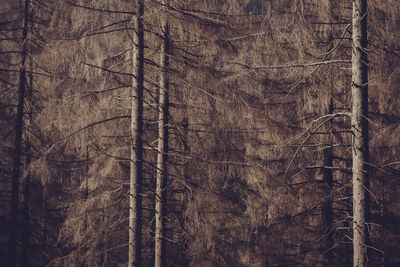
[[21, 154, 30, 267], [323, 99, 334, 264], [351, 0, 369, 266], [181, 114, 190, 267], [42, 196, 47, 248], [21, 61, 33, 267], [84, 145, 89, 231], [129, 0, 144, 266], [21, 158, 30, 267], [8, 1, 29, 265], [322, 3, 335, 262], [379, 200, 385, 266], [155, 2, 169, 266]]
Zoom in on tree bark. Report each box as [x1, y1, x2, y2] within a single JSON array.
[[155, 2, 169, 266], [8, 0, 29, 265], [323, 4, 335, 261], [21, 145, 30, 267], [351, 0, 369, 266], [129, 0, 144, 266], [84, 145, 89, 231], [21, 60, 33, 267], [323, 99, 334, 264]]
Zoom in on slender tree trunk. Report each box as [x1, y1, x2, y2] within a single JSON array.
[[84, 145, 89, 231], [322, 3, 335, 261], [155, 2, 170, 266], [21, 145, 30, 267], [21, 61, 33, 267], [42, 195, 47, 248], [351, 0, 369, 266], [323, 99, 334, 264], [21, 152, 31, 267], [129, 0, 144, 266], [8, 1, 29, 265], [379, 199, 385, 266], [181, 114, 190, 267]]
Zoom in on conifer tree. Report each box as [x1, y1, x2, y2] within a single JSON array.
[[155, 0, 170, 266], [2, 1, 400, 266], [7, 1, 30, 265], [351, 0, 369, 265], [129, 0, 145, 265]]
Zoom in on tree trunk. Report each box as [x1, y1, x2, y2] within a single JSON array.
[[155, 2, 170, 266], [322, 3, 335, 262], [351, 0, 369, 266], [21, 61, 33, 267], [21, 154, 30, 267], [323, 99, 334, 264], [42, 195, 47, 248], [8, 1, 29, 265], [181, 114, 190, 267], [85, 145, 89, 231], [129, 0, 144, 266]]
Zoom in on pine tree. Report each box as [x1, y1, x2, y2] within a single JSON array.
[[155, 0, 170, 266], [351, 0, 369, 265], [129, 0, 145, 265], [7, 1, 30, 265]]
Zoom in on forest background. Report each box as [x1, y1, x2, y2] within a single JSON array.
[[1, 0, 399, 266]]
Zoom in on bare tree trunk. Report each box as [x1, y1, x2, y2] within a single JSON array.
[[322, 3, 335, 262], [323, 99, 334, 264], [155, 2, 170, 266], [351, 0, 369, 266], [21, 61, 33, 267], [181, 113, 190, 267], [8, 1, 29, 265], [42, 196, 47, 249], [129, 0, 144, 266], [84, 145, 89, 231], [21, 151, 31, 267]]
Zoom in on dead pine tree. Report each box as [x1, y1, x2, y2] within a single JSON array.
[[8, 0, 30, 266], [129, 0, 145, 266], [321, 2, 335, 263], [155, 1, 170, 266], [21, 61, 33, 267], [351, 0, 369, 266]]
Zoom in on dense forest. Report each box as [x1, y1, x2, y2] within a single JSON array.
[[1, 0, 399, 266]]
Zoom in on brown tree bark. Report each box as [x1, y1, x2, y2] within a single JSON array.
[[323, 99, 334, 264], [8, 0, 30, 265], [322, 4, 335, 262], [129, 0, 145, 266], [21, 145, 30, 267], [155, 1, 170, 266], [351, 0, 369, 266], [21, 62, 33, 267]]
